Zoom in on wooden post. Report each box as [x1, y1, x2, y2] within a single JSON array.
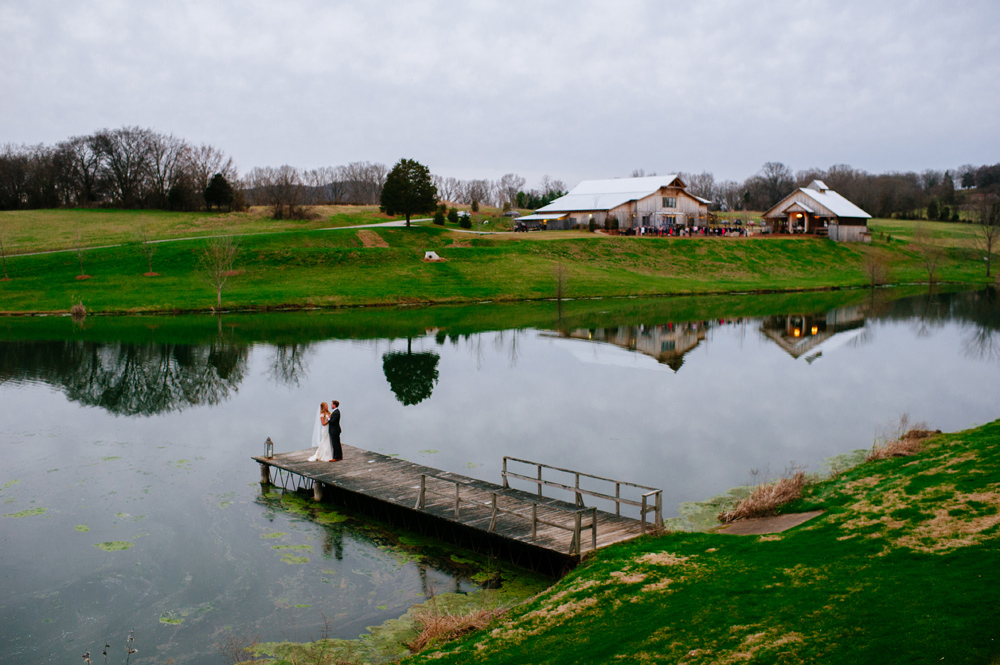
[[590, 507, 597, 550], [502, 457, 509, 489], [615, 482, 621, 516], [531, 503, 537, 540], [416, 475, 426, 510], [655, 491, 663, 530], [454, 482, 460, 519], [536, 464, 543, 498], [641, 494, 648, 534], [259, 462, 271, 485], [575, 473, 582, 507], [313, 482, 323, 502], [572, 511, 582, 556], [489, 493, 498, 531]]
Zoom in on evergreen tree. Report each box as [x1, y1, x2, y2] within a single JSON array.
[[379, 158, 438, 227], [204, 173, 235, 211]]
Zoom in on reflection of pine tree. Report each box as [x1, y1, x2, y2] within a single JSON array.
[[382, 339, 440, 406]]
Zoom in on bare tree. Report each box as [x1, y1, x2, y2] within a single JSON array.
[[91, 126, 154, 207], [464, 179, 491, 209], [497, 173, 526, 209], [134, 218, 157, 275], [861, 248, 890, 289], [200, 235, 240, 309], [0, 215, 10, 279], [146, 133, 190, 207], [913, 223, 944, 286], [74, 220, 87, 278], [188, 144, 237, 195], [973, 193, 1000, 278]]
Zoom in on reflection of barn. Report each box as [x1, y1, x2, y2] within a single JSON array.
[[760, 306, 867, 361], [562, 323, 708, 371]]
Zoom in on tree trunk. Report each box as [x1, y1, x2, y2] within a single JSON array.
[[217, 288, 222, 309], [406, 212, 411, 228]]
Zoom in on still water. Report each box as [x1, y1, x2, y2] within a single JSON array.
[[1, 288, 998, 664]]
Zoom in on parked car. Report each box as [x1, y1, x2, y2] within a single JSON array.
[[503, 210, 521, 218]]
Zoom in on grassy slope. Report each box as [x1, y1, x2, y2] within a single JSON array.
[[409, 420, 1000, 664], [0, 216, 992, 313], [0, 205, 400, 254]]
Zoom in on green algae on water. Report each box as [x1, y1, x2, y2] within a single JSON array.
[[95, 541, 133, 551], [272, 544, 313, 552], [160, 615, 183, 625], [281, 554, 309, 564], [75, 524, 90, 532], [2, 479, 20, 490], [261, 531, 286, 539], [4, 506, 47, 518]]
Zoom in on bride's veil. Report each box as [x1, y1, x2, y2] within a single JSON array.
[[310, 404, 322, 448]]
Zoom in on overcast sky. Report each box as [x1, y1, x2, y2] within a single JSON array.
[[2, 0, 998, 188]]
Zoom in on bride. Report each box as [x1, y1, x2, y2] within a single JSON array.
[[307, 402, 335, 462]]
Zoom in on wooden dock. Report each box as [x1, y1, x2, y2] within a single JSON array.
[[252, 444, 662, 572]]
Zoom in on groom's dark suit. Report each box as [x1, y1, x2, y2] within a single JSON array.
[[328, 407, 342, 460]]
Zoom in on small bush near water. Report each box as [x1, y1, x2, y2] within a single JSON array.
[[718, 470, 806, 523], [866, 414, 939, 462], [408, 607, 508, 654]]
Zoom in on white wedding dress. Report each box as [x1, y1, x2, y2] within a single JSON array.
[[307, 406, 334, 461]]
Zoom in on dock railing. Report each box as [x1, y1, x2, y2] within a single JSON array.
[[487, 492, 597, 556], [415, 473, 469, 519], [502, 456, 663, 534]]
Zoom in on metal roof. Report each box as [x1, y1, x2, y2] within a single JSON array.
[[765, 181, 870, 219], [518, 213, 567, 221], [537, 175, 683, 213]]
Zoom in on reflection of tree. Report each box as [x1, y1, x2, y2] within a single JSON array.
[[962, 288, 1000, 362], [267, 343, 313, 387], [0, 340, 248, 416], [382, 339, 440, 406]]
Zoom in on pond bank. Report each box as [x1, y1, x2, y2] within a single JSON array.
[[405, 419, 1000, 664]]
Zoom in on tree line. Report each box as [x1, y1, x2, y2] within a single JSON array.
[[680, 161, 1000, 219], [2, 125, 997, 221]]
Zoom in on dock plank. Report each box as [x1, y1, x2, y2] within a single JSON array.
[[252, 444, 653, 560]]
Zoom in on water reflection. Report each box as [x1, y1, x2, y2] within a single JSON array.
[[0, 290, 997, 417], [382, 338, 441, 406], [0, 340, 248, 416]]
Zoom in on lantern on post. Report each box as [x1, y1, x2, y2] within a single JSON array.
[[265, 437, 274, 459]]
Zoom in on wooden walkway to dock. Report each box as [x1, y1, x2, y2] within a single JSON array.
[[252, 444, 662, 568]]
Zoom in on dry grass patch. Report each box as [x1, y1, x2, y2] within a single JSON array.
[[357, 229, 389, 248], [718, 471, 806, 523], [408, 607, 508, 654], [637, 551, 692, 566], [866, 428, 939, 461]]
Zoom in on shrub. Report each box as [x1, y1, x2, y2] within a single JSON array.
[[408, 607, 507, 654], [447, 208, 459, 224], [433, 210, 445, 225], [589, 218, 597, 232], [718, 471, 806, 523], [459, 216, 472, 229]]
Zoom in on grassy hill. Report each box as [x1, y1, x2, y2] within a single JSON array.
[[405, 419, 1000, 664], [0, 208, 994, 314]]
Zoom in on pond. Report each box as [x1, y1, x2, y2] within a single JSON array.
[[1, 287, 998, 664]]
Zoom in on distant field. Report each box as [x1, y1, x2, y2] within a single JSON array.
[[0, 205, 400, 254]]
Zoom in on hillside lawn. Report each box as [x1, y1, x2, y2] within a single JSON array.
[[0, 208, 995, 314], [404, 419, 1000, 664]]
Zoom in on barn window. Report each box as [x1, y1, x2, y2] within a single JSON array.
[[662, 197, 677, 208]]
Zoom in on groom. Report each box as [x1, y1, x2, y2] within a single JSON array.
[[329, 400, 343, 461]]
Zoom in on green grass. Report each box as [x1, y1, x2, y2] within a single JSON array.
[[0, 205, 401, 254], [407, 420, 1000, 664], [0, 213, 994, 314]]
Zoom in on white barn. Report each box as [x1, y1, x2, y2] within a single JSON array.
[[763, 180, 871, 242], [520, 175, 710, 231]]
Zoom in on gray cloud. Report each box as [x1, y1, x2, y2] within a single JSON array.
[[2, 0, 997, 188]]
